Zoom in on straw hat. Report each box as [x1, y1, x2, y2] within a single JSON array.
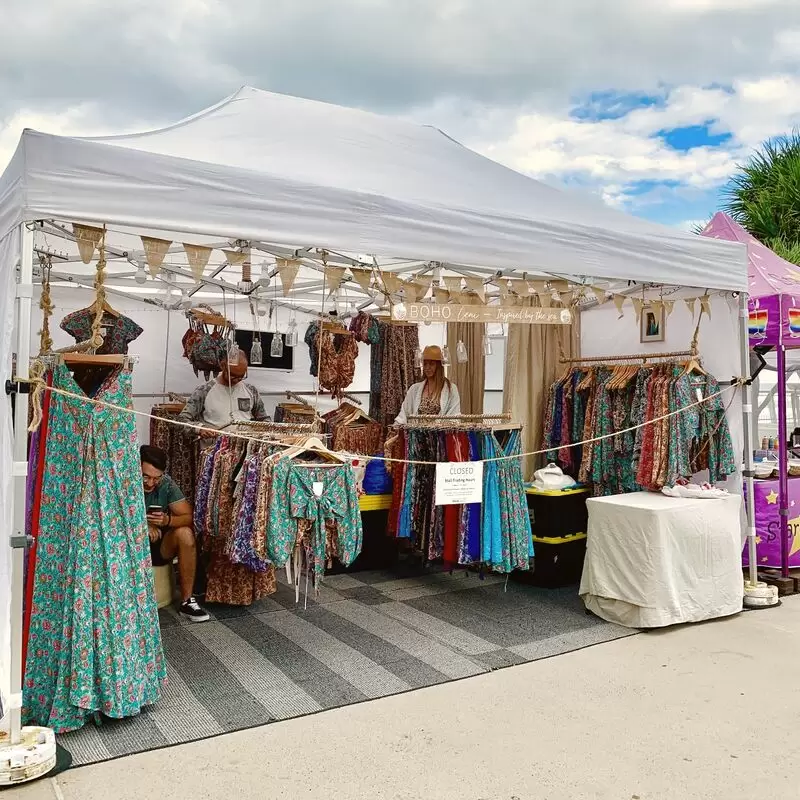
[[421, 345, 444, 362]]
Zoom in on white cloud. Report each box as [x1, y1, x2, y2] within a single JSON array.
[[463, 74, 800, 210]]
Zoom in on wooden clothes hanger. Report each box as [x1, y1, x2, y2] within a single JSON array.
[[680, 353, 708, 378], [278, 435, 345, 464], [62, 353, 127, 366], [87, 297, 120, 318]]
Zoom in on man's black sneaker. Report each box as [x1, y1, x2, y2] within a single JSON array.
[[180, 596, 210, 623]]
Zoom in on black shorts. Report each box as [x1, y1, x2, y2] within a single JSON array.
[[150, 537, 171, 567]]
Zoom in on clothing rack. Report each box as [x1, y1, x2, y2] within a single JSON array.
[[407, 412, 512, 424], [560, 348, 694, 365], [224, 418, 324, 435], [339, 391, 363, 406], [285, 391, 311, 407], [41, 352, 139, 368]]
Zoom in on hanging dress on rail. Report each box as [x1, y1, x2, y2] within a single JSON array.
[[23, 363, 166, 733]]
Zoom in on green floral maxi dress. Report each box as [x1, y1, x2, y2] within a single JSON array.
[[23, 363, 166, 733]]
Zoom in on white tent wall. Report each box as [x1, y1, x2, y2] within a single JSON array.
[[581, 293, 745, 507], [0, 228, 19, 730]]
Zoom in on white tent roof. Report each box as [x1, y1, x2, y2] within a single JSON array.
[[0, 86, 745, 290]]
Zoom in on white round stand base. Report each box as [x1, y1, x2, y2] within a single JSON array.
[[743, 581, 780, 608], [0, 726, 57, 786]]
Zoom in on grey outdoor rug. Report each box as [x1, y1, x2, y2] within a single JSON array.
[[59, 565, 635, 766]]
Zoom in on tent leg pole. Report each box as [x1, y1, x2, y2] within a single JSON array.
[[740, 294, 758, 589], [8, 222, 34, 744]]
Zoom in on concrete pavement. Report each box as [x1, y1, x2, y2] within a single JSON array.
[[7, 597, 799, 800]]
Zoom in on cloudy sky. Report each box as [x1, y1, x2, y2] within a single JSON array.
[[3, 0, 800, 228]]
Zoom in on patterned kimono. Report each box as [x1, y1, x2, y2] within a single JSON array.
[[24, 364, 165, 733]]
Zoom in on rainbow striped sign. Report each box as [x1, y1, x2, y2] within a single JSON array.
[[748, 308, 768, 338]]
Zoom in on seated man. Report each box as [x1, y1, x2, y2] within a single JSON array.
[[141, 444, 209, 623]]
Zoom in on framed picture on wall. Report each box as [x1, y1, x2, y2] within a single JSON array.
[[640, 305, 665, 343]]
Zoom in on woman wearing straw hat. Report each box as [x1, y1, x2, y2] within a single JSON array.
[[394, 345, 461, 424]]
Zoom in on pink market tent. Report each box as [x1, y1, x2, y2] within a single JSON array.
[[701, 211, 800, 304], [701, 211, 800, 576]]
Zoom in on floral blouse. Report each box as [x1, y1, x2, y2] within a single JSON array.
[[60, 309, 143, 354]]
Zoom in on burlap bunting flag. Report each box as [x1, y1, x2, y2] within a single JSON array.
[[222, 249, 247, 266], [382, 272, 402, 295], [277, 258, 301, 295], [444, 276, 463, 295], [409, 280, 430, 301], [433, 287, 450, 304], [650, 300, 663, 319], [464, 277, 485, 302], [73, 224, 105, 264], [684, 297, 697, 317], [592, 286, 608, 305], [508, 279, 528, 297], [141, 236, 172, 277], [663, 300, 675, 319], [631, 297, 644, 323], [183, 243, 213, 283], [325, 266, 347, 295], [613, 294, 626, 316], [351, 268, 373, 293], [559, 290, 574, 307], [699, 295, 711, 319]]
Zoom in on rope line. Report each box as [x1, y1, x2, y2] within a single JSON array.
[[16, 371, 743, 467]]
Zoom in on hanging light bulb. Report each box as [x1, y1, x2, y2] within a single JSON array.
[[441, 345, 451, 366], [483, 334, 493, 356], [456, 339, 468, 364], [270, 331, 284, 358], [134, 262, 148, 285], [286, 318, 299, 347], [414, 346, 423, 369], [250, 332, 263, 365]]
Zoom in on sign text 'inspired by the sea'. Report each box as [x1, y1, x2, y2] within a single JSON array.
[[392, 303, 572, 325]]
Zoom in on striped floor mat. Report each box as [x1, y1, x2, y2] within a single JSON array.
[[60, 566, 634, 765]]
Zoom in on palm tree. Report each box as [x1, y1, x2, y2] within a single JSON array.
[[721, 131, 800, 264]]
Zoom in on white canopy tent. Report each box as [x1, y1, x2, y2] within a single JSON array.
[[0, 86, 749, 749]]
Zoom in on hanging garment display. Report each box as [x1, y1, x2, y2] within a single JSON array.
[[182, 307, 233, 379], [194, 437, 277, 605], [323, 402, 383, 455], [388, 423, 532, 573], [193, 425, 364, 602], [542, 362, 736, 496], [24, 362, 166, 733], [305, 319, 359, 399], [149, 401, 198, 503], [60, 306, 143, 354]]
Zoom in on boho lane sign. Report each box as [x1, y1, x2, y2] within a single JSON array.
[[391, 303, 572, 325]]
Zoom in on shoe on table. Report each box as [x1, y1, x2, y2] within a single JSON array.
[[180, 596, 210, 623]]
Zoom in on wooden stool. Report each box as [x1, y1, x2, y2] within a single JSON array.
[[152, 563, 176, 609]]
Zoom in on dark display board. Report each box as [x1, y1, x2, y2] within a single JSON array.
[[233, 328, 294, 370]]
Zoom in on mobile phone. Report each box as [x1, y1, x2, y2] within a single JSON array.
[[147, 505, 162, 515]]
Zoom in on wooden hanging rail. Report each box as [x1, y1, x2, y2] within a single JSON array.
[[285, 390, 311, 407], [408, 412, 512, 422], [187, 306, 231, 327], [560, 348, 695, 365], [62, 353, 130, 366]]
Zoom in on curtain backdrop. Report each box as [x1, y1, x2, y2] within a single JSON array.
[[503, 299, 580, 481], [446, 321, 485, 415]]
